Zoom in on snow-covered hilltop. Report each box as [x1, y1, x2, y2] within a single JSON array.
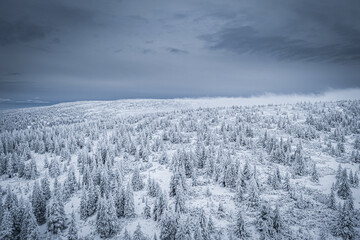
[[0, 99, 360, 239]]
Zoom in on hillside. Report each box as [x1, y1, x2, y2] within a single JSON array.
[[0, 99, 360, 239]]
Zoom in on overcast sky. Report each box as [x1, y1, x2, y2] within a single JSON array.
[[0, 0, 359, 109]]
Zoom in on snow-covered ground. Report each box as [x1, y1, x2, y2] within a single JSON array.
[[0, 98, 359, 239]]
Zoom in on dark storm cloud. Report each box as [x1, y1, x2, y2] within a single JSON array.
[[201, 0, 360, 63], [0, 18, 49, 45], [0, 0, 359, 109], [166, 48, 188, 54], [201, 26, 360, 63]]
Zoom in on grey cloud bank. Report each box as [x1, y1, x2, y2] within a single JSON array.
[[0, 0, 359, 109]]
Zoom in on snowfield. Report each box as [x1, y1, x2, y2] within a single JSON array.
[[0, 98, 359, 240]]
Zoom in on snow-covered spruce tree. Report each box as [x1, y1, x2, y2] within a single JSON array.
[[87, 179, 98, 216], [247, 176, 260, 207], [271, 167, 282, 190], [328, 188, 337, 210], [336, 164, 343, 182], [41, 174, 52, 201], [193, 221, 202, 240], [68, 210, 78, 240], [233, 210, 248, 239], [99, 168, 110, 198], [49, 157, 60, 178], [32, 180, 47, 225], [272, 204, 283, 235], [311, 163, 319, 183], [235, 180, 244, 204], [174, 185, 186, 214], [114, 186, 125, 218], [147, 176, 160, 198], [0, 209, 14, 240], [208, 215, 216, 237], [63, 166, 77, 200], [160, 210, 177, 240], [47, 192, 65, 234], [124, 183, 135, 218], [337, 168, 351, 199], [6, 155, 14, 178], [257, 203, 274, 240], [242, 159, 251, 181], [349, 170, 354, 186], [293, 146, 306, 176], [283, 172, 291, 192], [80, 190, 88, 220], [133, 223, 147, 240], [8, 193, 23, 238], [224, 161, 238, 189], [17, 154, 25, 178], [144, 198, 151, 219], [354, 171, 359, 187], [158, 151, 168, 165], [123, 228, 132, 240], [199, 208, 209, 240], [169, 156, 187, 197], [218, 202, 226, 218], [334, 201, 355, 240], [132, 167, 144, 191], [96, 196, 118, 238], [175, 215, 192, 240], [20, 201, 40, 240], [153, 191, 168, 222]]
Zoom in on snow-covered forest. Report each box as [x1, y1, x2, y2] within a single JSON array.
[[0, 99, 360, 240]]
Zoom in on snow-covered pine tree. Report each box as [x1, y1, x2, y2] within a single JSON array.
[[233, 210, 247, 239], [0, 209, 14, 239], [208, 215, 215, 237], [20, 201, 40, 240], [199, 208, 209, 240], [283, 172, 291, 191], [41, 174, 52, 201], [68, 210, 78, 240], [293, 147, 306, 176], [193, 221, 203, 240], [214, 201, 224, 218], [311, 163, 319, 183], [132, 167, 144, 191], [47, 193, 66, 234], [160, 210, 177, 240], [123, 228, 132, 240], [114, 186, 125, 218], [354, 171, 359, 187], [337, 168, 351, 199], [133, 223, 147, 240], [124, 183, 135, 218], [328, 187, 337, 210], [49, 158, 60, 178], [63, 166, 77, 200], [247, 176, 260, 207], [143, 198, 152, 219], [153, 191, 168, 222], [169, 158, 187, 197], [32, 180, 47, 224], [87, 179, 98, 216], [80, 190, 88, 220], [334, 201, 355, 240], [96, 196, 118, 238], [174, 185, 186, 214], [175, 216, 192, 240], [272, 204, 283, 235], [257, 203, 274, 240]]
